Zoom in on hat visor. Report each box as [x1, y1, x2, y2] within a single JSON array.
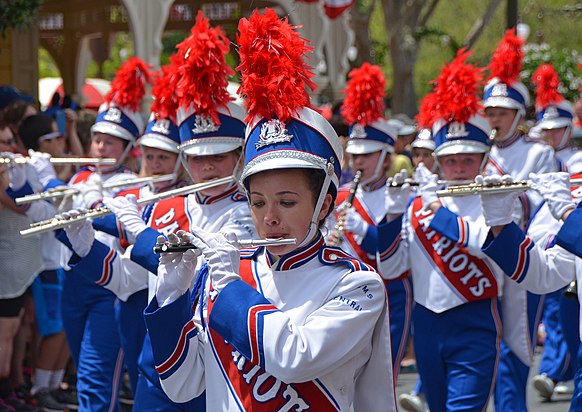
[[91, 122, 135, 142], [538, 118, 571, 130], [483, 97, 522, 111], [435, 141, 489, 157], [139, 135, 180, 153], [180, 138, 243, 157], [346, 140, 393, 155], [411, 141, 435, 151], [241, 156, 338, 189]]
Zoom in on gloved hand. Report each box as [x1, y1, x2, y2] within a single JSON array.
[[476, 174, 521, 226], [155, 231, 201, 307], [414, 163, 439, 209], [338, 207, 369, 237], [182, 226, 241, 294], [62, 208, 95, 258], [76, 173, 103, 209], [2, 152, 27, 190], [28, 149, 57, 187], [103, 194, 146, 242], [386, 169, 411, 214], [529, 172, 574, 221]]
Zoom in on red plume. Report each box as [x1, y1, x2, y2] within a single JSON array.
[[105, 57, 151, 112], [340, 62, 386, 125], [487, 28, 524, 84], [174, 11, 233, 125], [532, 63, 564, 109], [237, 8, 317, 124], [417, 49, 484, 127], [150, 57, 181, 121]]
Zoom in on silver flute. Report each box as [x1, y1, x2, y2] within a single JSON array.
[[153, 238, 297, 254], [1, 156, 117, 166], [437, 178, 582, 197], [20, 176, 235, 237]]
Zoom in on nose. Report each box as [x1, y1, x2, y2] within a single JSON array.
[[263, 204, 280, 226]]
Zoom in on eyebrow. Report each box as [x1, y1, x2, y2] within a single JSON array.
[[251, 190, 300, 196]]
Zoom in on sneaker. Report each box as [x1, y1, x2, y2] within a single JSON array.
[[32, 390, 67, 412], [554, 381, 574, 395], [50, 389, 78, 410], [532, 373, 555, 400], [398, 392, 427, 412]]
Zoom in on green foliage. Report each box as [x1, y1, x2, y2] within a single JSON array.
[[521, 43, 581, 102], [38, 47, 59, 77], [0, 0, 44, 36]]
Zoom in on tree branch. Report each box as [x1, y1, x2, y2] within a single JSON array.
[[419, 0, 441, 27], [463, 0, 502, 49]]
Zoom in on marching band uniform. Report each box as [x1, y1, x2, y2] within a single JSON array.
[[58, 58, 148, 412], [378, 50, 527, 411], [477, 171, 582, 411], [529, 66, 581, 398], [482, 30, 557, 411], [144, 9, 396, 411], [63, 14, 255, 411], [329, 62, 411, 379]]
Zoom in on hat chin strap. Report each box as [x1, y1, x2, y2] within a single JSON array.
[[360, 149, 388, 187], [298, 164, 334, 248], [556, 124, 572, 151], [496, 111, 523, 142]]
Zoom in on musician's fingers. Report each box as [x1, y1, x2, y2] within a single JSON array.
[[156, 235, 166, 246], [483, 175, 502, 186], [501, 174, 514, 184], [474, 175, 484, 185], [167, 232, 180, 246]]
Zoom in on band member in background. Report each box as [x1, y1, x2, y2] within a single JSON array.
[[378, 50, 527, 411], [144, 9, 395, 410], [482, 29, 557, 411], [60, 12, 255, 411], [327, 62, 411, 382]]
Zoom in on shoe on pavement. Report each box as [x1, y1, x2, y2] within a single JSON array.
[[398, 392, 427, 412], [554, 381, 574, 395], [33, 389, 68, 412], [0, 398, 15, 412], [2, 394, 41, 412], [50, 389, 78, 410], [532, 373, 555, 400]]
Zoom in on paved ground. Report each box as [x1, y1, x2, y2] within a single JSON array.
[[396, 348, 573, 411]]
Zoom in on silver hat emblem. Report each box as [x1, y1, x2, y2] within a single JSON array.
[[192, 115, 219, 134], [446, 122, 470, 139], [350, 124, 367, 139], [255, 119, 293, 149], [151, 119, 171, 135], [103, 107, 122, 123]]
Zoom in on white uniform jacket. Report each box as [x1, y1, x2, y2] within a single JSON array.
[[144, 234, 396, 411]]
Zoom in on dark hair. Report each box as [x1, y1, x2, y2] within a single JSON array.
[[3, 99, 36, 125], [18, 114, 55, 151], [301, 169, 337, 227]]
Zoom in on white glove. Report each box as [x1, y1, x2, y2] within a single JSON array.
[[2, 152, 27, 190], [103, 194, 147, 242], [76, 173, 103, 208], [414, 163, 439, 209], [476, 174, 520, 226], [28, 149, 57, 187], [339, 207, 369, 237], [155, 231, 201, 307], [184, 226, 241, 294], [529, 172, 575, 221], [386, 169, 411, 214], [62, 209, 95, 258]]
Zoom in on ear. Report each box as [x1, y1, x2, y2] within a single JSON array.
[[317, 193, 333, 223]]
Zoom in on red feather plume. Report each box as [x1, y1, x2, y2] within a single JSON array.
[[236, 8, 317, 124], [532, 63, 564, 109], [174, 11, 233, 125], [487, 28, 524, 84], [340, 62, 386, 125], [416, 49, 484, 128], [105, 57, 151, 112], [150, 58, 181, 121]]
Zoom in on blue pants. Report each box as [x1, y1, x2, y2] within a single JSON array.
[[386, 276, 413, 379], [413, 299, 501, 412], [133, 333, 205, 411], [571, 344, 582, 411], [116, 289, 148, 392], [539, 288, 574, 381], [561, 294, 581, 373], [495, 291, 544, 412], [61, 272, 123, 412]]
